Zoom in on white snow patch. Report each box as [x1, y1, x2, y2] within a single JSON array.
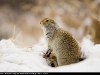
[[0, 38, 50, 72], [81, 37, 94, 58], [0, 37, 100, 72]]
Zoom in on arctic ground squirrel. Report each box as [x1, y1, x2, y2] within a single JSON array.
[[40, 18, 81, 66]]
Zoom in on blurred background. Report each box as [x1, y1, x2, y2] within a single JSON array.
[[0, 0, 100, 47]]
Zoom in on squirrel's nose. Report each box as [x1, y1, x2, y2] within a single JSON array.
[[40, 22, 41, 24]]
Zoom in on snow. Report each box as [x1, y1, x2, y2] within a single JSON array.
[[81, 37, 94, 58], [0, 38, 50, 72], [0, 37, 100, 72], [47, 57, 100, 72]]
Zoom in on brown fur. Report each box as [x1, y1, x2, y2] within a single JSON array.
[[41, 18, 81, 66]]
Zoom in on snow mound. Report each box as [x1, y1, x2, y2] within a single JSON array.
[[0, 37, 100, 72], [0, 38, 50, 72]]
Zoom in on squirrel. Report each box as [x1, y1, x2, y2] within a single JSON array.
[[40, 18, 81, 66]]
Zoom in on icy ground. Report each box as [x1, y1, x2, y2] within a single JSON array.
[[0, 37, 100, 72]]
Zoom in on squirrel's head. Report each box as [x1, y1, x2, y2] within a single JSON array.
[[40, 18, 57, 28]]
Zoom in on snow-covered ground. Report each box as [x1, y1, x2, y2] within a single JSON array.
[[0, 37, 100, 72], [0, 37, 50, 72]]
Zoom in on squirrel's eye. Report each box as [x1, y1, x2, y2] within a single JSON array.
[[45, 20, 49, 22]]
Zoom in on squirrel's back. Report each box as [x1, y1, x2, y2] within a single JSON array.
[[52, 28, 81, 66]]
